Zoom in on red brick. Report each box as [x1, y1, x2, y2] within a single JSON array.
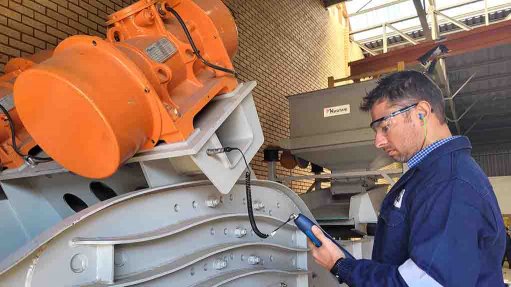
[[9, 38, 34, 53], [57, 21, 77, 35], [46, 25, 67, 39], [34, 11, 56, 27], [78, 0, 97, 14], [0, 15, 7, 25], [68, 2, 86, 16], [68, 19, 87, 34], [0, 34, 7, 44], [88, 0, 105, 11], [97, 9, 107, 19], [0, 6, 22, 21], [34, 0, 56, 11], [0, 25, 21, 39], [21, 15, 45, 31], [57, 5, 77, 21], [8, 19, 33, 35], [88, 12, 104, 25], [8, 1, 34, 17], [46, 9, 67, 23], [22, 33, 46, 49], [49, 0, 67, 8], [96, 0, 113, 9], [34, 29, 57, 44], [22, 0, 45, 13], [78, 15, 96, 30]]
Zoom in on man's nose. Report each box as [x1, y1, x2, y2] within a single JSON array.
[[374, 131, 388, 149]]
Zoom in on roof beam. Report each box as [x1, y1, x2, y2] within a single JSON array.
[[413, 0, 432, 40], [352, 39, 378, 56], [349, 0, 410, 17], [386, 23, 419, 45], [350, 0, 481, 35], [435, 11, 472, 31], [348, 20, 511, 78]]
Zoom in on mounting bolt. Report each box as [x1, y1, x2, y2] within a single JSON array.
[[206, 197, 220, 208], [253, 201, 264, 210], [234, 227, 247, 238], [70, 254, 88, 273], [214, 259, 227, 270], [247, 256, 261, 265], [171, 108, 181, 117]]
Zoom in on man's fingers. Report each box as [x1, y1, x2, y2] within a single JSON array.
[[311, 225, 326, 240]]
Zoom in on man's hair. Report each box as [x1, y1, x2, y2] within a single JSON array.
[[360, 70, 446, 124]]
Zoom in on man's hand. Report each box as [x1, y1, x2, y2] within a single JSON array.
[[307, 225, 345, 270]]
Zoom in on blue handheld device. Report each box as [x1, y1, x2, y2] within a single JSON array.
[[292, 213, 355, 260]]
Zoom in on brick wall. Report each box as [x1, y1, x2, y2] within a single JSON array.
[[222, 0, 349, 192], [0, 0, 135, 71], [0, 0, 349, 193]]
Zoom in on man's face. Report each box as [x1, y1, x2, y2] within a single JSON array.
[[370, 100, 423, 163]]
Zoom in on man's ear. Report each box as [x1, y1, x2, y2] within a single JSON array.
[[416, 101, 432, 120]]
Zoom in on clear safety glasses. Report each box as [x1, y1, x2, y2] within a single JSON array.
[[370, 103, 418, 135]]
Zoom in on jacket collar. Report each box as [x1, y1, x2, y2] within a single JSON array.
[[387, 136, 472, 194], [414, 136, 472, 171]]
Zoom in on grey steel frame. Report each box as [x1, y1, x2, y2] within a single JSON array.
[[0, 82, 339, 286]]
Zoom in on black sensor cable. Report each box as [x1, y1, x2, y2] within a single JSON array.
[[0, 103, 52, 165], [207, 147, 270, 239], [164, 5, 239, 78]]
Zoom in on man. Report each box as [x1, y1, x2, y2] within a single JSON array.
[[309, 71, 506, 286]]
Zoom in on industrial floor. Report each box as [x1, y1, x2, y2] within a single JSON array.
[[503, 262, 510, 285]]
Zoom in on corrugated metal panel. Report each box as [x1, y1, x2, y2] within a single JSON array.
[[473, 152, 511, 177]]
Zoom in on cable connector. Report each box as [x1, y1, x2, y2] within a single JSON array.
[[23, 156, 38, 167], [206, 147, 233, 156]]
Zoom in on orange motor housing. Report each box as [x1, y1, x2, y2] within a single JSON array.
[[6, 0, 238, 178]]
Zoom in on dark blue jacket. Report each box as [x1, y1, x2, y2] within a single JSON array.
[[336, 137, 506, 286]]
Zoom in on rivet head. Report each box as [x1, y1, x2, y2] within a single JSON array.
[[206, 197, 220, 208], [234, 227, 247, 238], [214, 259, 227, 270], [247, 255, 261, 265], [70, 254, 88, 273], [253, 201, 264, 210]]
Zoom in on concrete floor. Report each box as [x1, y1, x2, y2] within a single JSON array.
[[504, 262, 511, 285]]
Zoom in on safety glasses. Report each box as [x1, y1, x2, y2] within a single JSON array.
[[370, 103, 418, 135]]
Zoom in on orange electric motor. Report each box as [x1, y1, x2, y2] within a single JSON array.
[[6, 0, 238, 178], [0, 51, 54, 169]]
